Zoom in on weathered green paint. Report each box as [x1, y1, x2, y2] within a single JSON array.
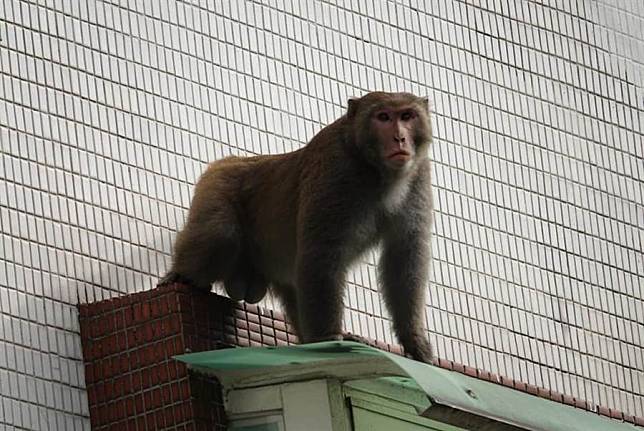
[[351, 397, 462, 431], [175, 342, 639, 431], [344, 377, 432, 414], [176, 341, 405, 388], [345, 378, 465, 431]]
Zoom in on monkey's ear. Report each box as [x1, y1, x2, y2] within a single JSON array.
[[347, 98, 360, 118], [419, 97, 430, 112]]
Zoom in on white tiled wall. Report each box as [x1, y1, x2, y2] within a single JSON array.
[[1, 0, 642, 428]]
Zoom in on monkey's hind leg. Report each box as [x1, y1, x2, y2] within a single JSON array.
[[272, 284, 302, 339], [164, 216, 242, 292]]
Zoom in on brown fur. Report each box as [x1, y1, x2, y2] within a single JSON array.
[[159, 91, 435, 361]]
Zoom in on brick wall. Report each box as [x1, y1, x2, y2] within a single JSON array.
[[78, 283, 298, 430], [78, 283, 643, 429]]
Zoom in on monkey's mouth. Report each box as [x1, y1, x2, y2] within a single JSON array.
[[387, 151, 411, 162]]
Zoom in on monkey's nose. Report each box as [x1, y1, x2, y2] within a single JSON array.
[[394, 135, 406, 143]]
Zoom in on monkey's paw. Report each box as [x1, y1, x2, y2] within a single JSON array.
[[306, 334, 344, 343], [403, 339, 435, 364], [340, 333, 371, 345], [157, 271, 197, 288]]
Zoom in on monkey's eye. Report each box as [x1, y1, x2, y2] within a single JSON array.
[[400, 111, 416, 121], [376, 112, 390, 122]]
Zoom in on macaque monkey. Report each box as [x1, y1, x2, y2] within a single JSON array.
[[159, 92, 435, 362]]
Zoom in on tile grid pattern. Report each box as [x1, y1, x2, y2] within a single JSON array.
[[0, 0, 642, 428]]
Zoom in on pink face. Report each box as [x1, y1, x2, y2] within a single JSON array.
[[370, 106, 420, 169]]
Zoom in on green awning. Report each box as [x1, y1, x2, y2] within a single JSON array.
[[175, 341, 638, 431]]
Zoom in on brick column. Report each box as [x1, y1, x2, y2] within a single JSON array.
[[79, 283, 297, 430]]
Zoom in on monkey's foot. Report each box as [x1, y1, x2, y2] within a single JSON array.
[[340, 333, 371, 345], [306, 334, 344, 343], [403, 338, 435, 364], [157, 271, 200, 289]]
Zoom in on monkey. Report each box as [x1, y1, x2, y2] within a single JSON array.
[[158, 91, 435, 362]]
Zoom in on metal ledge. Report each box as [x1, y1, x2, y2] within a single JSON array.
[[175, 341, 639, 431]]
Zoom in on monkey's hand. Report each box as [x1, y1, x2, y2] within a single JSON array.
[[403, 337, 435, 364], [343, 333, 435, 364]]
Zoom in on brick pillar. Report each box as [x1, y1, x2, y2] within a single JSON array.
[[79, 283, 297, 430]]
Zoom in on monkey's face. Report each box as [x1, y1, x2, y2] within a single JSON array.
[[370, 105, 424, 171], [349, 93, 431, 175]]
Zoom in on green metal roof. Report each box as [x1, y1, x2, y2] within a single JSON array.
[[175, 341, 639, 431]]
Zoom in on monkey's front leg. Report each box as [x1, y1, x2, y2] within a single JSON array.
[[295, 257, 347, 343], [380, 232, 434, 363]]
